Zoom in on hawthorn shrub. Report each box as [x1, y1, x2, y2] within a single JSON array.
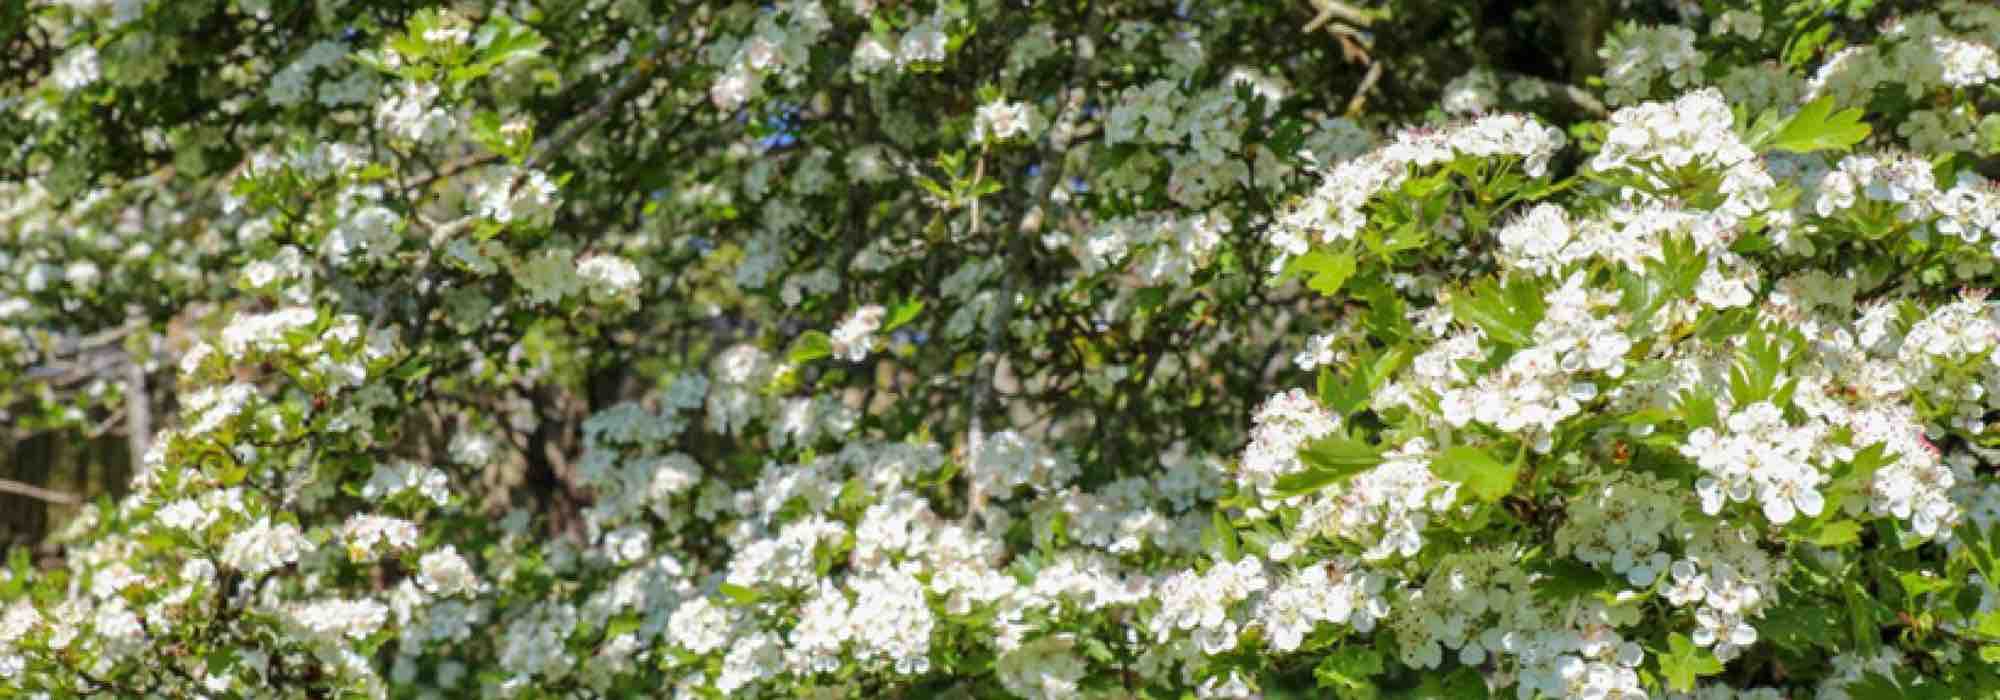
[[6, 1, 2000, 698]]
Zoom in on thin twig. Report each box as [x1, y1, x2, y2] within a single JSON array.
[[1303, 0, 1375, 33], [0, 478, 81, 505], [523, 34, 678, 173], [1345, 60, 1385, 117]]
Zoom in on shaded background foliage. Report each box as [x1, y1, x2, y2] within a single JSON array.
[[0, 0, 1731, 550]]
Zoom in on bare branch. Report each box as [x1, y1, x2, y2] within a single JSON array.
[[1303, 0, 1375, 33], [1345, 60, 1385, 117], [0, 478, 81, 505], [125, 340, 152, 469], [524, 31, 679, 173]]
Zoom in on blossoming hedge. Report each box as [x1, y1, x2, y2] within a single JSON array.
[[6, 0, 2000, 698]]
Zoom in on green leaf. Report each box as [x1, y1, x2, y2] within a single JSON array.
[[718, 582, 761, 605], [1285, 250, 1358, 298], [1728, 324, 1791, 404], [206, 649, 239, 677], [1272, 434, 1384, 497], [1428, 446, 1517, 503], [1653, 233, 1707, 298], [1354, 277, 1411, 342], [604, 614, 643, 640], [1314, 645, 1385, 693], [1318, 368, 1369, 417], [1529, 558, 1616, 604], [1784, 21, 1834, 69], [1977, 610, 2000, 638], [1847, 442, 1894, 479], [1659, 633, 1724, 692], [1846, 580, 1886, 651], [1759, 599, 1844, 652], [1844, 673, 1908, 700], [1449, 277, 1544, 347], [1365, 344, 1412, 392], [1203, 511, 1240, 560], [1767, 97, 1871, 154], [787, 330, 832, 364], [1811, 520, 1862, 547], [883, 300, 925, 332]]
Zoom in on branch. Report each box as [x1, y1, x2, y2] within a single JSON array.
[[30, 317, 141, 361], [1548, 79, 1608, 118], [963, 43, 1092, 522], [1498, 72, 1607, 118], [125, 333, 152, 471], [1344, 60, 1385, 117], [522, 34, 677, 173], [0, 478, 81, 505], [1303, 0, 1375, 33]]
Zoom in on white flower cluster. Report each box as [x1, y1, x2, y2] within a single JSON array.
[[1441, 68, 1501, 115], [50, 46, 100, 91], [970, 99, 1038, 145], [1660, 526, 1783, 661], [1682, 401, 1830, 524], [1439, 275, 1627, 448], [1599, 24, 1706, 105], [708, 0, 834, 110], [577, 255, 643, 303], [1591, 89, 1773, 231], [1715, 61, 1804, 115], [1102, 76, 1289, 207], [416, 547, 482, 597], [1238, 388, 1341, 497], [1556, 472, 1682, 586], [1062, 212, 1230, 288], [969, 430, 1079, 502], [362, 461, 451, 506], [1812, 151, 1937, 221], [1034, 446, 1219, 555], [1147, 557, 1267, 654], [1270, 114, 1564, 271], [994, 635, 1088, 700], [1294, 438, 1460, 560], [0, 601, 41, 679], [1809, 15, 2000, 104], [1711, 10, 1763, 40], [1254, 559, 1389, 651], [290, 598, 390, 640], [377, 81, 455, 143], [219, 517, 311, 576], [474, 166, 561, 227], [829, 304, 886, 362], [341, 514, 418, 560]]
